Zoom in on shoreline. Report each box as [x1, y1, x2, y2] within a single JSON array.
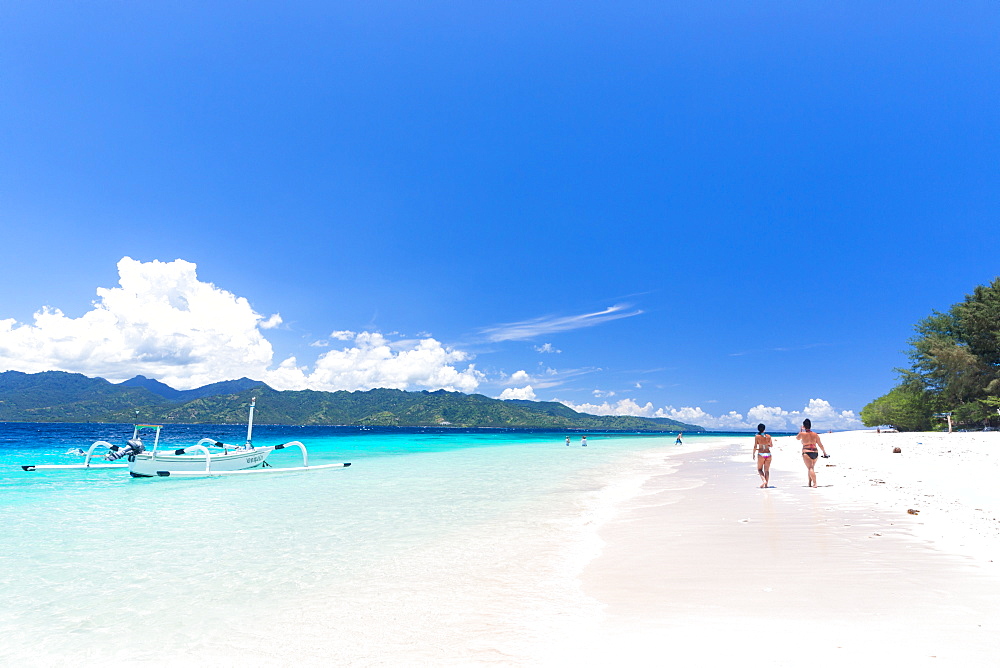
[[561, 430, 1000, 666]]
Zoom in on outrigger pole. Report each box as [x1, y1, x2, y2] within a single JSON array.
[[155, 461, 352, 477], [246, 397, 256, 447]]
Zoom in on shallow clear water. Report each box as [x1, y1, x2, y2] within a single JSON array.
[[0, 424, 728, 666]]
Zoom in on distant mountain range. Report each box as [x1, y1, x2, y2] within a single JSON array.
[[0, 371, 704, 431], [116, 375, 263, 401]]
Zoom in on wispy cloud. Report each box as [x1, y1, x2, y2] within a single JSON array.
[[528, 366, 601, 389], [491, 365, 601, 390], [617, 366, 672, 375], [479, 304, 643, 342], [729, 343, 828, 357]]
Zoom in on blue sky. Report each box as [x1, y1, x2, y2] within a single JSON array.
[[1, 2, 997, 430]]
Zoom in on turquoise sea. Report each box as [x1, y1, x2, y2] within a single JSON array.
[[0, 424, 733, 666]]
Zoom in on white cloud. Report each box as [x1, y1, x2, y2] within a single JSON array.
[[479, 304, 642, 342], [534, 343, 561, 353], [517, 365, 600, 390], [499, 385, 536, 401], [505, 369, 532, 385], [0, 257, 486, 394], [260, 313, 283, 329], [557, 397, 862, 431], [0, 257, 275, 389], [278, 331, 484, 393], [561, 398, 661, 419], [592, 389, 615, 398]]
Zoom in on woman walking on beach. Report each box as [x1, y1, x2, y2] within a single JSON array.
[[752, 423, 773, 488], [796, 418, 828, 488]]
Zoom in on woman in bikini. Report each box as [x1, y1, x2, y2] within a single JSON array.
[[752, 423, 773, 488], [796, 418, 828, 487]]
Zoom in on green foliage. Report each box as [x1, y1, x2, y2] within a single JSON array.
[[952, 277, 1000, 366], [860, 387, 934, 432], [0, 371, 705, 431], [863, 277, 1000, 430]]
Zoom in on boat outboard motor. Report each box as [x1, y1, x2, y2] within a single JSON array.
[[105, 438, 145, 461]]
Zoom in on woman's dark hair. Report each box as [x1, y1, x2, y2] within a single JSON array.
[[757, 423, 765, 433], [803, 418, 812, 430]]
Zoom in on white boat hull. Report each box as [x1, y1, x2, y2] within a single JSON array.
[[128, 447, 275, 477]]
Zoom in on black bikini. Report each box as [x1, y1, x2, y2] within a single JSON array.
[[802, 430, 820, 459]]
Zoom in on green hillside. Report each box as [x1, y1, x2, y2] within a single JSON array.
[[0, 371, 704, 431]]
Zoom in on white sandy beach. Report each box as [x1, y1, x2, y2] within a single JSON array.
[[5, 430, 1000, 667], [557, 430, 1000, 667]]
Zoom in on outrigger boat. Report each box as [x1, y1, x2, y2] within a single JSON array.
[[21, 398, 351, 478]]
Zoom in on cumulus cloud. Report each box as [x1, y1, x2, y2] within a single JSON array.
[[0, 257, 276, 389], [260, 313, 283, 329], [534, 343, 561, 353], [561, 398, 662, 419], [557, 397, 862, 431], [276, 331, 484, 393], [0, 257, 485, 394], [505, 370, 532, 385], [499, 385, 536, 400]]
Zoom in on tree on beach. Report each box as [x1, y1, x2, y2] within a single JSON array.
[[952, 279, 1000, 366], [862, 278, 1000, 430], [859, 386, 934, 432]]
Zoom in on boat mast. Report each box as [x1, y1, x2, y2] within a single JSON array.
[[246, 397, 256, 447]]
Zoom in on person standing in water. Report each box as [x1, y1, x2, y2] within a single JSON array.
[[796, 418, 828, 487], [675, 433, 683, 445], [752, 423, 773, 488], [565, 436, 571, 446], [581, 435, 588, 447]]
